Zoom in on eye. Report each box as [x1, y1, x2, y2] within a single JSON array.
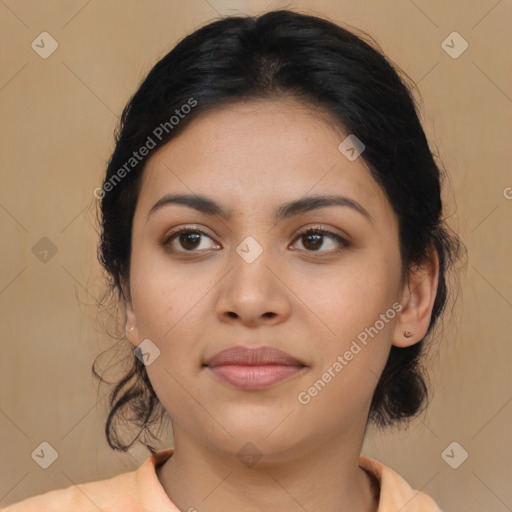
[[161, 226, 219, 253], [291, 227, 349, 253]]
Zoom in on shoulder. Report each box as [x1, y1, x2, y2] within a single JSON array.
[[1, 449, 176, 512], [1, 466, 140, 512], [359, 454, 443, 512]]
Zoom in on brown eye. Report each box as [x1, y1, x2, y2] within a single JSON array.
[[292, 228, 349, 253], [176, 231, 202, 250], [162, 228, 218, 253]]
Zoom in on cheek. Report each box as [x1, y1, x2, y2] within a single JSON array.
[[295, 270, 399, 419], [303, 250, 399, 329], [130, 246, 198, 337], [298, 253, 401, 386], [129, 253, 212, 381]]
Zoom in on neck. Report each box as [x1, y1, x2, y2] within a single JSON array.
[[156, 427, 378, 512]]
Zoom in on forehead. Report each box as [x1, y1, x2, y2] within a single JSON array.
[[136, 98, 390, 222]]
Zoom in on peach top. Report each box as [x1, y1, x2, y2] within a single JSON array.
[[2, 448, 442, 511]]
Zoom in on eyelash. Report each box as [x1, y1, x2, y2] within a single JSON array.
[[161, 225, 350, 255]]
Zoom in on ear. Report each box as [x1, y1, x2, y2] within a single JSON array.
[[392, 246, 440, 348], [120, 277, 141, 348]]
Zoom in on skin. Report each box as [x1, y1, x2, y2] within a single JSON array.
[[122, 97, 439, 512]]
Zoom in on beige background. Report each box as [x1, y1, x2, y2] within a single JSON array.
[[1, 1, 511, 510]]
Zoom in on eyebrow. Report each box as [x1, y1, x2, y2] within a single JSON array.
[[146, 193, 373, 224]]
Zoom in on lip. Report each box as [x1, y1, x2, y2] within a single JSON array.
[[204, 346, 307, 390]]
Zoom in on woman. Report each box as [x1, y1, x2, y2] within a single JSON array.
[[3, 9, 461, 512]]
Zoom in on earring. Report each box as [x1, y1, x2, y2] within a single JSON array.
[[403, 330, 413, 338], [127, 326, 134, 333]]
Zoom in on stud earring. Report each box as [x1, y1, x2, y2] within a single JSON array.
[[403, 331, 413, 338], [127, 326, 134, 333]]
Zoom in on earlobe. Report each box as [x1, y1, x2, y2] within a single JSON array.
[[392, 247, 440, 348], [120, 278, 140, 347]]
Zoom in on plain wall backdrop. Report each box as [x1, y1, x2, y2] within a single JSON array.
[[1, 1, 511, 510]]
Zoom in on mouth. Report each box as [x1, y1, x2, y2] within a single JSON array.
[[203, 345, 307, 390]]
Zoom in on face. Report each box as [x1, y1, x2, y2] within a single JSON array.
[[124, 98, 416, 461]]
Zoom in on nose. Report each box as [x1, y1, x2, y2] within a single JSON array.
[[215, 246, 292, 328]]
